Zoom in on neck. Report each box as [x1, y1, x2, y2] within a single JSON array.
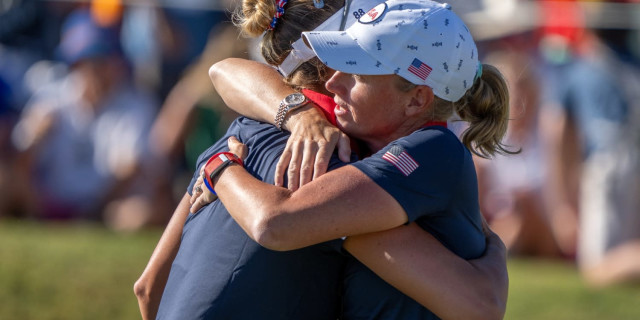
[[363, 116, 439, 153]]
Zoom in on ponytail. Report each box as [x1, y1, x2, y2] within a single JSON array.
[[454, 64, 519, 158]]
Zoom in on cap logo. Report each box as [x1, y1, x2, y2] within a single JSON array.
[[358, 2, 387, 24], [408, 58, 432, 80]]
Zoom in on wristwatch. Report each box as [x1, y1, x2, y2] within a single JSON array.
[[275, 92, 309, 131], [202, 152, 244, 194]]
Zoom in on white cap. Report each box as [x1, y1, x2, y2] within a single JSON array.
[[302, 0, 479, 102], [277, 0, 383, 77]]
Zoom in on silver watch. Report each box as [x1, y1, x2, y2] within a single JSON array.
[[275, 92, 309, 131]]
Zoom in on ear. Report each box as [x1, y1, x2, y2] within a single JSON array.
[[404, 85, 434, 117]]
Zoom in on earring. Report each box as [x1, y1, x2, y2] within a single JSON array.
[[313, 0, 324, 8]]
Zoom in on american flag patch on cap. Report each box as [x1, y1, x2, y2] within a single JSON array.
[[408, 58, 432, 80], [382, 145, 419, 176]]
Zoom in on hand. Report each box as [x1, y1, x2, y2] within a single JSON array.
[[189, 166, 218, 213], [189, 136, 248, 213], [469, 218, 509, 319], [277, 106, 351, 191]]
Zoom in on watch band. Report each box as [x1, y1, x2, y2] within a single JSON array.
[[202, 152, 243, 194], [275, 93, 309, 131]]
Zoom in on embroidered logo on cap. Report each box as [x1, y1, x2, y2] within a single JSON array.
[[358, 3, 387, 24], [408, 58, 432, 80]]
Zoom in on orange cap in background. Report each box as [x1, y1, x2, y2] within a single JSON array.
[[91, 0, 123, 27]]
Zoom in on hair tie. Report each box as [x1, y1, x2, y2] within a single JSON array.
[[474, 63, 483, 82], [267, 0, 288, 31]]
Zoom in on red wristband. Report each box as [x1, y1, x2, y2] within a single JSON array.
[[202, 152, 243, 194]]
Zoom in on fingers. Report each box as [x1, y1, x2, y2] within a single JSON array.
[[337, 133, 352, 163], [313, 140, 332, 180], [190, 188, 218, 213], [191, 175, 205, 205], [275, 148, 292, 187], [227, 136, 248, 159], [189, 169, 219, 213], [190, 195, 208, 213], [299, 142, 318, 187], [287, 140, 303, 191]]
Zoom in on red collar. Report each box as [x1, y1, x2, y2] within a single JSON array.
[[422, 121, 447, 128], [302, 89, 337, 126]]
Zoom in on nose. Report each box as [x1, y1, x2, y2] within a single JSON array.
[[325, 71, 348, 96]]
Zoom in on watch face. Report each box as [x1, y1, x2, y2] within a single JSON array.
[[284, 93, 307, 106]]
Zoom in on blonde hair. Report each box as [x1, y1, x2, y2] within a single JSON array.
[[397, 64, 518, 158], [453, 64, 518, 158], [234, 0, 343, 89]]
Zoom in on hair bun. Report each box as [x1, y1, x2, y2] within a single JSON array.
[[237, 0, 277, 37]]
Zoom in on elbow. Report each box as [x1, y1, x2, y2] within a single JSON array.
[[249, 210, 299, 252], [208, 59, 230, 88], [133, 276, 150, 304], [208, 63, 221, 87], [477, 299, 507, 320], [472, 287, 508, 320]]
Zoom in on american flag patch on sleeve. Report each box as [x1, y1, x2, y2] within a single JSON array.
[[382, 145, 419, 176]]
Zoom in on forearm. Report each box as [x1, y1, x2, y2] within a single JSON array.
[[134, 193, 191, 320], [214, 164, 406, 251], [344, 224, 507, 320], [209, 58, 295, 125]]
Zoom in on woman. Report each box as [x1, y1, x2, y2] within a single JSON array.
[[136, 0, 508, 319], [198, 0, 514, 318]]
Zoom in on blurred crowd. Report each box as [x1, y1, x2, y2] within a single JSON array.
[[1, 0, 639, 287]]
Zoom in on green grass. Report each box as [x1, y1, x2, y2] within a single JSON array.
[[0, 221, 159, 320], [1, 221, 639, 320]]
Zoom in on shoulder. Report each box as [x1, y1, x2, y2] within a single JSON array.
[[195, 117, 289, 168], [397, 127, 467, 166]]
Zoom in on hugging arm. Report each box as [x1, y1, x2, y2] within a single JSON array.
[[134, 193, 191, 320], [209, 58, 350, 190], [190, 141, 508, 319], [344, 223, 508, 320], [206, 151, 407, 250]]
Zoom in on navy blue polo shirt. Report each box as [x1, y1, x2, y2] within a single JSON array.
[[156, 117, 347, 320], [344, 125, 486, 319]]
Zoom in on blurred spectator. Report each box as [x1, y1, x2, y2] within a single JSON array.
[[0, 0, 77, 219], [539, 0, 640, 286], [10, 9, 158, 230], [475, 49, 576, 258], [138, 1, 248, 216]]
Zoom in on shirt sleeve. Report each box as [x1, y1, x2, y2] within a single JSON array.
[[351, 127, 465, 222]]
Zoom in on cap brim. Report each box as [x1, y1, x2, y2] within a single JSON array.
[[302, 30, 395, 75]]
